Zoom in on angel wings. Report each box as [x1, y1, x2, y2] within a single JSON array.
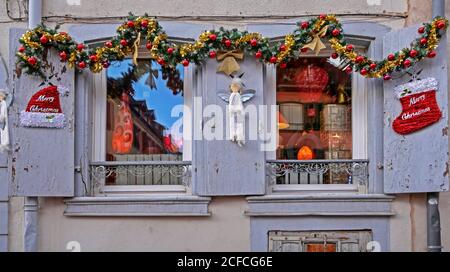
[[217, 89, 256, 104]]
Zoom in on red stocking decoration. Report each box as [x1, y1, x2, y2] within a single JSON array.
[[392, 78, 442, 135], [112, 93, 134, 154]]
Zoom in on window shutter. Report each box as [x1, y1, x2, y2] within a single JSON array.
[[193, 56, 266, 196], [383, 26, 449, 194], [8, 29, 75, 197]]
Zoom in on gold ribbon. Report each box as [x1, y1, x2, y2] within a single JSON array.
[[132, 32, 142, 65], [216, 50, 244, 75], [302, 25, 329, 56]]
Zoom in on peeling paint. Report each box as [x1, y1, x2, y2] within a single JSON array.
[[443, 162, 449, 178], [442, 127, 448, 136]]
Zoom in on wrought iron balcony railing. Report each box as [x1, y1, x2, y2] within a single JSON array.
[[90, 161, 191, 186], [266, 160, 369, 187]]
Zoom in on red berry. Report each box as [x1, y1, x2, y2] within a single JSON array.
[[437, 21, 446, 29], [301, 22, 309, 29], [383, 74, 392, 81], [269, 56, 278, 64], [209, 51, 216, 58], [78, 61, 86, 69], [167, 47, 174, 54], [77, 44, 85, 51], [331, 53, 339, 59], [157, 58, 165, 65], [409, 50, 418, 58], [420, 38, 428, 45], [369, 63, 377, 70], [332, 29, 341, 37], [301, 47, 308, 53], [59, 51, 67, 61], [404, 59, 411, 67], [255, 51, 262, 59], [388, 54, 395, 61], [89, 55, 98, 62], [141, 20, 149, 28], [182, 59, 189, 67], [18, 46, 25, 53], [280, 44, 287, 51], [27, 57, 37, 66], [360, 69, 368, 76], [279, 62, 287, 69], [209, 34, 217, 41], [345, 66, 353, 74], [346, 44, 354, 51], [224, 39, 232, 48], [120, 39, 128, 47], [418, 26, 425, 34], [105, 41, 113, 48], [428, 51, 437, 58], [355, 56, 364, 63], [127, 21, 135, 28], [250, 39, 258, 47], [319, 14, 326, 20], [146, 42, 152, 50], [40, 35, 49, 44], [103, 62, 110, 68]]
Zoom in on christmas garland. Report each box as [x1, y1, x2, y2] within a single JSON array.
[[16, 13, 448, 80]]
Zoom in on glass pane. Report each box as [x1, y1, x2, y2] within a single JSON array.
[[105, 59, 184, 185], [276, 57, 353, 185]]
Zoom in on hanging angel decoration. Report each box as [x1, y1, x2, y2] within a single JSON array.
[[218, 73, 256, 147], [0, 89, 13, 153]]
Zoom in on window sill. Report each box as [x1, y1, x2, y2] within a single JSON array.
[[246, 194, 395, 217], [64, 195, 211, 217]]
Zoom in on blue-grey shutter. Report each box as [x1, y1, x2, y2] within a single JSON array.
[[193, 56, 266, 196], [383, 26, 449, 194], [8, 29, 75, 197]]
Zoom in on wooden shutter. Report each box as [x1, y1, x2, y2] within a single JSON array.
[[383, 26, 449, 194], [193, 56, 266, 196], [8, 29, 75, 197]]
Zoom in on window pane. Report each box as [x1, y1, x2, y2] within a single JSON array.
[[276, 57, 352, 185], [105, 59, 184, 185]]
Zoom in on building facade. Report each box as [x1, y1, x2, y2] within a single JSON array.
[[0, 0, 450, 252]]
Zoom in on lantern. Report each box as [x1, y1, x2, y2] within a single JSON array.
[[297, 146, 314, 160], [293, 64, 329, 103]]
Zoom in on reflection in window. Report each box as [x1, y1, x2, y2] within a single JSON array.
[[276, 58, 353, 185], [105, 59, 184, 185]]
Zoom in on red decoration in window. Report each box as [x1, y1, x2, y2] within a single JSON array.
[[293, 64, 329, 103], [111, 93, 134, 154]]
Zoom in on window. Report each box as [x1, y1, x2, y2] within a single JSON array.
[[269, 48, 368, 191], [92, 53, 192, 194]]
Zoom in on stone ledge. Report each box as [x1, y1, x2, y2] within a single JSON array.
[[64, 196, 211, 217]]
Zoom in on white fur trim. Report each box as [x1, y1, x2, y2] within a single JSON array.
[[20, 111, 66, 129], [394, 77, 438, 99]]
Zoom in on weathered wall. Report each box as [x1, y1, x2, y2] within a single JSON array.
[[3, 0, 450, 252]]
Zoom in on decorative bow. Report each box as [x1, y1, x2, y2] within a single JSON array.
[[216, 50, 244, 75], [302, 25, 329, 56]]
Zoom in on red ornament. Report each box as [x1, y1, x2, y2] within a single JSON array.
[[18, 46, 25, 53], [209, 34, 217, 41], [388, 54, 396, 61], [146, 42, 152, 49], [301, 22, 309, 29], [255, 51, 262, 59], [301, 47, 308, 53], [59, 51, 67, 61], [209, 51, 217, 58], [78, 61, 86, 69], [157, 58, 166, 65], [269, 56, 278, 64], [437, 21, 446, 29], [27, 57, 37, 66], [40, 35, 49, 44], [332, 29, 341, 37], [403, 59, 412, 67], [127, 21, 135, 28], [141, 20, 149, 28], [331, 53, 339, 59], [102, 62, 110, 68], [418, 26, 425, 34], [224, 39, 232, 48], [360, 69, 368, 76], [420, 38, 428, 45], [345, 66, 353, 74], [77, 43, 85, 51], [383, 74, 392, 81], [105, 41, 113, 48], [250, 39, 258, 47], [279, 62, 287, 69], [409, 50, 418, 58], [89, 55, 98, 62], [120, 39, 128, 47], [346, 44, 354, 51], [319, 14, 326, 20], [167, 47, 174, 54], [182, 59, 189, 67], [370, 63, 377, 70], [428, 51, 437, 58], [355, 56, 364, 63], [280, 44, 287, 51]]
